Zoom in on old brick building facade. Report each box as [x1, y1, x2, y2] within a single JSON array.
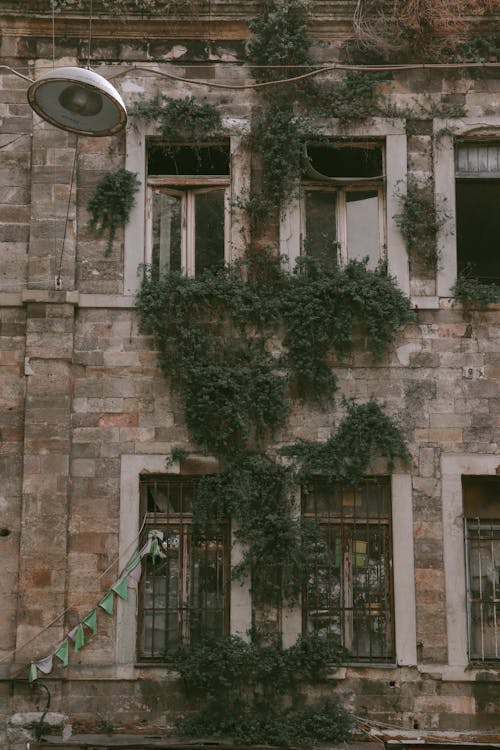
[[0, 1, 499, 748]]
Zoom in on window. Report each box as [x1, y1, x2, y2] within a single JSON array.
[[138, 475, 230, 659], [146, 142, 230, 278], [301, 142, 385, 269], [463, 476, 500, 662], [303, 477, 394, 662], [455, 142, 500, 282]]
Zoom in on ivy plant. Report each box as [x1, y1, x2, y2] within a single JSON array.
[[129, 94, 222, 140], [452, 274, 500, 309], [87, 168, 140, 255], [171, 632, 352, 746], [137, 259, 414, 455], [394, 176, 448, 271]]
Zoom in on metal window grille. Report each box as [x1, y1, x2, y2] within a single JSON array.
[[465, 517, 500, 662], [303, 477, 394, 662], [138, 475, 230, 660]]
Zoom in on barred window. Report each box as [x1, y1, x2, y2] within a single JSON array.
[[303, 477, 394, 662], [463, 476, 500, 662], [138, 475, 230, 660]]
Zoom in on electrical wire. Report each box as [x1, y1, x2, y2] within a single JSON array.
[[55, 137, 78, 288], [106, 60, 500, 91]]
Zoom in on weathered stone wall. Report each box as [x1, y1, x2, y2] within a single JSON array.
[[0, 2, 499, 746]]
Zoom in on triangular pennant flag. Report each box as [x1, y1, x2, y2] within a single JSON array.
[[111, 577, 128, 601], [29, 663, 38, 683], [35, 654, 54, 675], [83, 609, 97, 636], [99, 591, 114, 615], [125, 551, 141, 572], [72, 623, 85, 652], [55, 640, 69, 667]]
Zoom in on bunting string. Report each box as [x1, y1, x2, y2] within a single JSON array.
[[0, 515, 155, 681], [26, 531, 165, 683]]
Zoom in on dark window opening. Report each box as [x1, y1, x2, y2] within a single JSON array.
[[148, 142, 230, 176], [455, 142, 500, 283], [305, 142, 383, 179], [456, 181, 500, 283]]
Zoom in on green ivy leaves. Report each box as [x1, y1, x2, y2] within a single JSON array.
[[87, 168, 140, 255]]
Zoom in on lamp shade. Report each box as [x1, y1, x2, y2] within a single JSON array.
[[27, 66, 127, 136]]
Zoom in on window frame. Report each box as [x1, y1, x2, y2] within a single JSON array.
[[300, 181, 386, 268], [279, 120, 408, 295], [302, 476, 396, 664], [137, 474, 231, 661], [146, 174, 231, 279]]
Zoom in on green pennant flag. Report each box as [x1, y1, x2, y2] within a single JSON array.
[[73, 623, 85, 652], [99, 591, 114, 615], [29, 663, 38, 683], [55, 639, 69, 667], [83, 609, 97, 636], [125, 551, 141, 572], [111, 577, 128, 601]]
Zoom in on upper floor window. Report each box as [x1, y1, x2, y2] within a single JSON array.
[[463, 476, 500, 662], [303, 477, 394, 663], [138, 475, 230, 660], [302, 142, 385, 269], [146, 142, 230, 278], [455, 142, 500, 283]]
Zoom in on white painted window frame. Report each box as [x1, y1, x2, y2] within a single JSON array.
[[280, 120, 409, 296], [434, 116, 500, 298]]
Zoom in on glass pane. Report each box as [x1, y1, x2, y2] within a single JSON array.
[[346, 190, 380, 268], [304, 191, 337, 268], [152, 192, 182, 276], [195, 190, 225, 275]]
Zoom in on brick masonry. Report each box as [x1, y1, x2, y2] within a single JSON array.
[[0, 2, 499, 746]]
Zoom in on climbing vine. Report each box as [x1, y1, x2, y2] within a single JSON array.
[[452, 274, 500, 309], [129, 94, 222, 141], [171, 632, 352, 746], [137, 259, 414, 455], [87, 168, 140, 255], [394, 176, 448, 271]]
